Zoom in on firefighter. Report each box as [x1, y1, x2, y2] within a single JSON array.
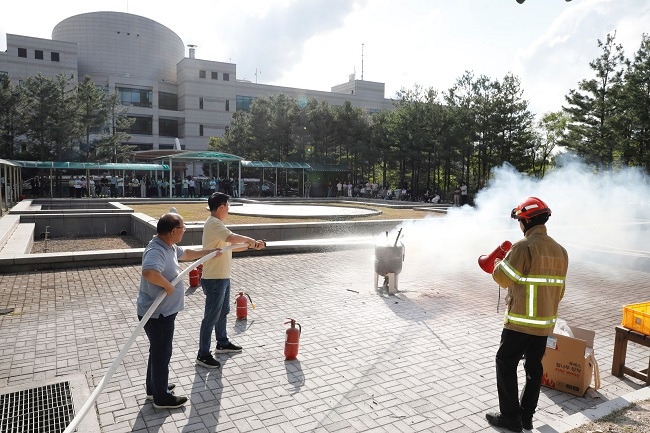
[[486, 197, 568, 432]]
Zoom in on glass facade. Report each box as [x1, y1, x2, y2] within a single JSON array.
[[158, 91, 178, 111], [159, 118, 179, 137], [236, 95, 255, 112], [118, 87, 152, 108], [119, 115, 153, 135]]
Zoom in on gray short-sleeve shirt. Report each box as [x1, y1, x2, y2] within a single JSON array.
[[136, 236, 185, 318]]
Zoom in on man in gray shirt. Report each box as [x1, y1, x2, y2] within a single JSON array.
[[137, 212, 219, 409]]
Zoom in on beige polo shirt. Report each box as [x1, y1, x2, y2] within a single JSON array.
[[202, 216, 233, 279]]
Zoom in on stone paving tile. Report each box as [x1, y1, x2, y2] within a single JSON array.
[[0, 249, 649, 432]]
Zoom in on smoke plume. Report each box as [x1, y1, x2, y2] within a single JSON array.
[[396, 158, 650, 278]]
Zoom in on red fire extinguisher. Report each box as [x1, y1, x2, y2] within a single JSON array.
[[284, 318, 301, 360], [189, 268, 200, 287], [234, 292, 255, 320]]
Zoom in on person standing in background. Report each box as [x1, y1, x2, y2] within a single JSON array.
[[453, 184, 461, 206], [460, 182, 468, 206], [117, 175, 124, 198]]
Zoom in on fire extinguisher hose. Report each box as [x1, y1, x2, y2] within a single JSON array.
[[63, 243, 248, 433]]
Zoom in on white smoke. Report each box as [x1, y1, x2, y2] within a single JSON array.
[[394, 158, 650, 279]]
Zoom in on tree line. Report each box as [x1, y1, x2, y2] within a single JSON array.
[[0, 73, 132, 163], [213, 32, 650, 200]]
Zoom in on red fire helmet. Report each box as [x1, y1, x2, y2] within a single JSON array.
[[511, 196, 551, 220]]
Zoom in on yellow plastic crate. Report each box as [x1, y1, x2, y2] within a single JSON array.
[[622, 302, 650, 336]]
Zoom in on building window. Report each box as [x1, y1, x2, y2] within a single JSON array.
[[199, 124, 204, 136], [223, 73, 230, 81], [18, 48, 27, 58], [211, 71, 218, 80], [225, 100, 230, 112], [51, 52, 60, 62], [133, 143, 154, 151], [35, 50, 44, 60], [158, 91, 178, 111], [199, 70, 206, 78], [199, 97, 204, 110], [119, 116, 153, 135], [236, 95, 255, 112], [117, 87, 153, 108], [159, 119, 179, 137]]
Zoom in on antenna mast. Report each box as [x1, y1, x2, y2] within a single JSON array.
[[361, 43, 364, 80]]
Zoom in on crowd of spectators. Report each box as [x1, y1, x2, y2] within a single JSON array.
[[25, 174, 239, 199], [23, 174, 468, 205]]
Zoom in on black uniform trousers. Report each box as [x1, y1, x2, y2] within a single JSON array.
[[496, 328, 548, 420]]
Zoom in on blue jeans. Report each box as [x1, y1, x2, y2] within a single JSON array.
[[140, 312, 176, 404], [198, 279, 230, 356]]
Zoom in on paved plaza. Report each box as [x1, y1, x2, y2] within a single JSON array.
[[0, 247, 648, 432]]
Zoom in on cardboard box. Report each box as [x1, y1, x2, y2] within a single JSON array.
[[541, 325, 596, 396]]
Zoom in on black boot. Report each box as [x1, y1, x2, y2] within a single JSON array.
[[486, 412, 522, 433], [521, 415, 533, 430]]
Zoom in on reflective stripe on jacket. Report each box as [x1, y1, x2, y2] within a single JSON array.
[[492, 225, 568, 336]]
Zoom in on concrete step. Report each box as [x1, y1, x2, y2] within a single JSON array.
[[0, 222, 35, 256]]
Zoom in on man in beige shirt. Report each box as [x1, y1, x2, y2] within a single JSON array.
[[196, 192, 266, 368]]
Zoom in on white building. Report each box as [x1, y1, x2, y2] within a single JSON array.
[[0, 11, 393, 153]]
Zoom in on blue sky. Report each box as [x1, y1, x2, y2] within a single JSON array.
[[2, 0, 649, 117]]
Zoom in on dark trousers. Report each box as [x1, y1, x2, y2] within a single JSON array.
[[140, 313, 176, 404], [496, 328, 547, 420]]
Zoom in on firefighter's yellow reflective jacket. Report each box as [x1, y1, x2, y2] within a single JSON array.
[[493, 224, 568, 336]]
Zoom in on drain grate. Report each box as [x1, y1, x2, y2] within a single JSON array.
[[0, 381, 74, 433]]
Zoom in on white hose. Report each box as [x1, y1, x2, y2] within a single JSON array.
[[63, 243, 247, 433]]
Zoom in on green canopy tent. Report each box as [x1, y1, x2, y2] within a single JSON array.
[[241, 161, 311, 197], [141, 151, 245, 198], [11, 160, 169, 199], [241, 161, 349, 197]]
